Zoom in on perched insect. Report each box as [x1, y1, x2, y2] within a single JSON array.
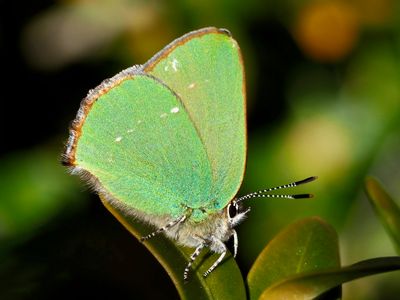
[[62, 27, 316, 281]]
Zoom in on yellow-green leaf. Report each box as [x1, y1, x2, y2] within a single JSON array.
[[247, 217, 340, 300], [365, 177, 400, 254], [259, 257, 400, 300]]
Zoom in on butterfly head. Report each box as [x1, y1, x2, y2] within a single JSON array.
[[225, 200, 251, 228]]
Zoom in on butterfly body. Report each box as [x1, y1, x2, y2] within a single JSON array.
[[101, 189, 239, 251]]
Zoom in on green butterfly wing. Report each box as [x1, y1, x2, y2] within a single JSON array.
[[144, 27, 246, 210], [74, 74, 214, 220], [67, 28, 246, 221]]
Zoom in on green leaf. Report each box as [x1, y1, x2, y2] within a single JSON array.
[[247, 217, 340, 300], [259, 256, 400, 300], [100, 195, 246, 300], [365, 177, 400, 254]]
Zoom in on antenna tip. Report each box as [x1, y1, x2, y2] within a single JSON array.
[[296, 176, 318, 185], [306, 176, 318, 182], [292, 193, 314, 199]]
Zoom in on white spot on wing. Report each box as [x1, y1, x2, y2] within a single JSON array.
[[188, 83, 196, 89], [170, 107, 179, 113], [115, 136, 123, 142], [171, 58, 179, 72]]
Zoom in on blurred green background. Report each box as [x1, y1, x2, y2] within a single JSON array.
[[1, 0, 399, 299]]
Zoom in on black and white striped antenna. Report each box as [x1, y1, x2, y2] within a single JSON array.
[[236, 176, 317, 203]]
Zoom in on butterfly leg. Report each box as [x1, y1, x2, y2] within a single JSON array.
[[203, 237, 227, 277], [184, 243, 205, 282], [140, 215, 187, 241], [232, 229, 238, 258]]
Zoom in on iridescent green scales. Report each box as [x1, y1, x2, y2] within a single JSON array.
[[76, 75, 215, 220]]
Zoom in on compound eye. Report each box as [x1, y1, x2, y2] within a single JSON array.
[[228, 202, 238, 219]]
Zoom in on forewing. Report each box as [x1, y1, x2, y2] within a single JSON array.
[[73, 74, 213, 218], [143, 27, 246, 209]]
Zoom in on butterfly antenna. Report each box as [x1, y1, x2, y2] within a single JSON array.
[[236, 176, 318, 202]]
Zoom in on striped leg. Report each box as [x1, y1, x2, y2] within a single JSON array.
[[184, 243, 205, 282], [140, 215, 186, 241], [232, 229, 238, 258], [203, 239, 227, 277]]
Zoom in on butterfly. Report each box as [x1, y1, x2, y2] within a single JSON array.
[[62, 27, 316, 281]]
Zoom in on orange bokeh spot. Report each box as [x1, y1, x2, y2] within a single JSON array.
[[293, 1, 359, 62]]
